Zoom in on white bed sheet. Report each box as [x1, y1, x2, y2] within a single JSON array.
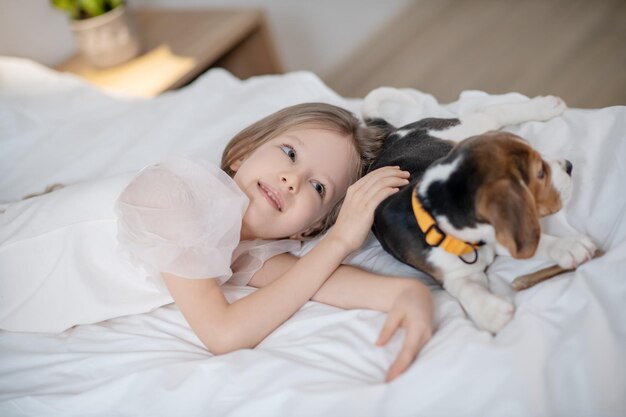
[[0, 57, 625, 417]]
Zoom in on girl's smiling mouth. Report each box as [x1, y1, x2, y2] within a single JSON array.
[[257, 181, 284, 212]]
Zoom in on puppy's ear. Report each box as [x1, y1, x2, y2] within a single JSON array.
[[477, 179, 540, 259]]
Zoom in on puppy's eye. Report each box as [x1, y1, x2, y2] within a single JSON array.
[[537, 169, 545, 180]]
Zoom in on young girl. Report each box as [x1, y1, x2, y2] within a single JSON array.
[[0, 103, 432, 382]]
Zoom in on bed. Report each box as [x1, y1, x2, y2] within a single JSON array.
[[0, 56, 624, 417]]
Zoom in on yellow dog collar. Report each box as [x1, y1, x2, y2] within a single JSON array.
[[411, 189, 482, 258]]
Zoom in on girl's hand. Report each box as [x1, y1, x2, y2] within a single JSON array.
[[376, 281, 433, 382], [328, 166, 409, 254]]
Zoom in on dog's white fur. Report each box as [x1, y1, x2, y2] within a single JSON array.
[[364, 88, 596, 332]]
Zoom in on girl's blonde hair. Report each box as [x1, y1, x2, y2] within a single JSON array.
[[221, 102, 385, 239]]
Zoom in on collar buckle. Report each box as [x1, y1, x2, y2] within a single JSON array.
[[424, 223, 445, 247]]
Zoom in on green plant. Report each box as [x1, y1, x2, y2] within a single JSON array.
[[51, 0, 124, 20]]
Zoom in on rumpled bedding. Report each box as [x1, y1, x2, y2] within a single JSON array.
[[0, 57, 624, 417]]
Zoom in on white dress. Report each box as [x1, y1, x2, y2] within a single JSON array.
[[0, 158, 300, 333]]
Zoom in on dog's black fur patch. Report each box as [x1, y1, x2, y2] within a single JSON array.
[[366, 117, 483, 280], [367, 118, 459, 174]]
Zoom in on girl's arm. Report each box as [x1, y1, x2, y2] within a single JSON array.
[[162, 235, 348, 355], [250, 253, 433, 382], [250, 253, 424, 310], [162, 166, 408, 356]]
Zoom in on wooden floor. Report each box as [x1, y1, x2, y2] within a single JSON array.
[[327, 0, 626, 108]]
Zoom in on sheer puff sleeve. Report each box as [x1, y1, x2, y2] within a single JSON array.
[[115, 158, 248, 284]]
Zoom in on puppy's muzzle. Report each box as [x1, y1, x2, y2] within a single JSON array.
[[551, 159, 573, 203]]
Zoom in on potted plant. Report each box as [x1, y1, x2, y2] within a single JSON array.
[[51, 0, 142, 68]]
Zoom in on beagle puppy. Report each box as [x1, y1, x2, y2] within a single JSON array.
[[364, 88, 596, 333]]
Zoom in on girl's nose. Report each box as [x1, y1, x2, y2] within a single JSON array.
[[281, 173, 299, 193]]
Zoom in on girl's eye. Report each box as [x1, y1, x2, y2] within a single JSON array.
[[280, 145, 296, 161], [312, 181, 326, 198]]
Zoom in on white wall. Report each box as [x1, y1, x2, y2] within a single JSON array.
[[0, 0, 412, 78], [0, 0, 76, 66]]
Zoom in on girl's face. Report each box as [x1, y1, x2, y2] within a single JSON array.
[[231, 126, 358, 240]]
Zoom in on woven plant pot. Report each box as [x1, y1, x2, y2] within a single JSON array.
[[70, 5, 141, 68]]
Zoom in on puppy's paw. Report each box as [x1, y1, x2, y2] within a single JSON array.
[[471, 295, 515, 334], [548, 235, 597, 269], [529, 95, 567, 120]]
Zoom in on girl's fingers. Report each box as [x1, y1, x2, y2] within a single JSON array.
[[346, 168, 410, 208], [363, 167, 410, 189], [363, 176, 409, 197], [333, 166, 411, 250], [365, 177, 408, 201], [351, 166, 409, 193], [378, 309, 430, 383], [385, 351, 412, 382], [385, 328, 423, 383], [376, 311, 402, 346], [367, 187, 401, 211]]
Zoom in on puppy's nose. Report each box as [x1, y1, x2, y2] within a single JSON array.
[[564, 160, 573, 176]]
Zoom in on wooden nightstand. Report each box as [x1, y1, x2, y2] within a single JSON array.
[[56, 8, 282, 97]]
